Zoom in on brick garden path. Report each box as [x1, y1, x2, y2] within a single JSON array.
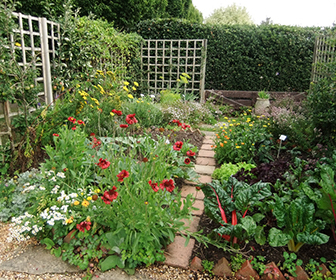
[[164, 131, 215, 269]]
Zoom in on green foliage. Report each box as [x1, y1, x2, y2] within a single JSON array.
[[204, 4, 254, 25], [250, 255, 266, 275], [258, 90, 270, 99], [214, 115, 274, 164], [306, 74, 336, 145], [202, 178, 271, 245], [136, 19, 328, 91], [201, 260, 214, 276], [122, 97, 165, 128], [14, 0, 202, 30], [230, 254, 245, 272], [281, 252, 303, 278], [212, 162, 255, 183], [268, 195, 329, 252], [160, 90, 182, 105]]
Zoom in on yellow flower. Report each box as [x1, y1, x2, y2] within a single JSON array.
[[134, 81, 139, 87], [123, 81, 130, 86], [232, 119, 236, 122], [95, 189, 101, 193], [65, 218, 73, 224], [263, 125, 267, 127], [136, 101, 140, 103], [128, 94, 134, 99], [61, 86, 64, 91], [82, 200, 89, 207], [76, 84, 81, 88], [87, 196, 92, 201], [224, 117, 228, 119], [74, 201, 80, 206], [249, 124, 253, 127], [236, 146, 241, 149], [86, 216, 91, 222], [229, 124, 233, 126], [132, 86, 136, 91], [110, 112, 114, 116], [15, 42, 21, 47], [123, 86, 129, 92]]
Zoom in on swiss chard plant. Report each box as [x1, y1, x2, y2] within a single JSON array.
[[202, 177, 271, 245], [268, 195, 329, 252], [302, 164, 336, 242]]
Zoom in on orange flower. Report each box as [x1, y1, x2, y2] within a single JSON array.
[[224, 141, 227, 144], [220, 143, 224, 147]]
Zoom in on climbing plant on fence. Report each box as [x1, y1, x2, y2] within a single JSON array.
[[0, 5, 60, 146], [141, 39, 207, 102], [135, 18, 328, 92]]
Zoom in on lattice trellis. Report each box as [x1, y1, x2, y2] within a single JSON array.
[[0, 12, 60, 145], [141, 39, 207, 102], [311, 35, 336, 83]]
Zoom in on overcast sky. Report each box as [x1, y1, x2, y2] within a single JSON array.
[[192, 0, 336, 27]]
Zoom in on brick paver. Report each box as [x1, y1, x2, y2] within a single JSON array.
[[202, 138, 214, 144], [180, 216, 201, 234], [200, 144, 213, 150], [164, 236, 195, 269], [195, 164, 215, 175], [198, 150, 215, 158], [196, 157, 216, 166], [165, 132, 216, 270], [180, 185, 197, 198]]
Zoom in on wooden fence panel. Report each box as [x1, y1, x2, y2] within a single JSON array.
[[0, 12, 60, 145], [141, 39, 207, 102]]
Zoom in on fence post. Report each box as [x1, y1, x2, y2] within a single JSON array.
[[200, 39, 207, 103], [40, 17, 53, 105]]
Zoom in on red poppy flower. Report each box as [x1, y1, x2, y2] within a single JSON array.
[[181, 123, 190, 130], [148, 180, 159, 192], [97, 158, 110, 169], [142, 157, 148, 163], [76, 221, 91, 232], [92, 137, 101, 148], [120, 124, 128, 128], [112, 109, 122, 116], [101, 186, 118, 204], [68, 116, 76, 123], [72, 126, 77, 130], [160, 179, 175, 193], [90, 132, 95, 137], [53, 133, 59, 137], [184, 158, 191, 164], [186, 150, 196, 157], [172, 119, 181, 126], [77, 120, 84, 125], [173, 141, 183, 151], [126, 114, 138, 125], [117, 170, 129, 182]]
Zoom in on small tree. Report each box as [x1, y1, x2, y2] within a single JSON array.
[[204, 3, 254, 25]]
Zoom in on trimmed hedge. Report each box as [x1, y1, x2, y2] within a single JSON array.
[[135, 19, 327, 92]]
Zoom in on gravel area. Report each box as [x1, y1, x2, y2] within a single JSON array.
[[0, 222, 227, 280]]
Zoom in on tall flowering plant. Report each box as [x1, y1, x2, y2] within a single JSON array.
[[8, 123, 197, 272]]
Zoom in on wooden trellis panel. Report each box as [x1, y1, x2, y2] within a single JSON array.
[[0, 12, 60, 145], [311, 35, 336, 83], [141, 39, 207, 102]]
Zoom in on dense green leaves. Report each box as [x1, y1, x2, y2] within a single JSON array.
[[269, 195, 329, 252], [136, 19, 329, 91]]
